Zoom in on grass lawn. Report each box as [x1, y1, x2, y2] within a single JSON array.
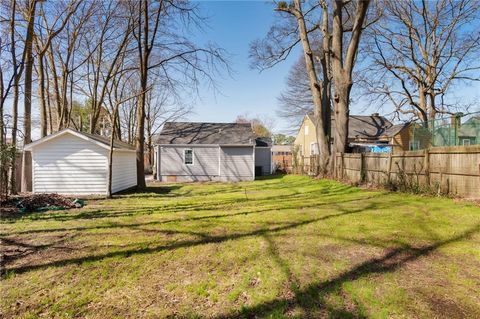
[[1, 175, 479, 318]]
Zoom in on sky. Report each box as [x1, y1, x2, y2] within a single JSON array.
[[8, 0, 480, 139], [185, 0, 480, 134], [185, 0, 301, 134]]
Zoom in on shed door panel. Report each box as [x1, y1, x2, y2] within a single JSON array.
[[221, 147, 253, 181]]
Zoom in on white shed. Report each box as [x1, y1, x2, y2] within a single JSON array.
[[23, 129, 137, 195]]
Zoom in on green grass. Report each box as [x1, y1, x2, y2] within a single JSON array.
[[1, 175, 479, 318]]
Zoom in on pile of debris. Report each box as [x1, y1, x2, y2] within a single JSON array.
[[1, 194, 84, 216]]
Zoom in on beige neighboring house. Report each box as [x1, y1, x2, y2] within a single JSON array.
[[294, 114, 320, 158], [294, 113, 412, 159]]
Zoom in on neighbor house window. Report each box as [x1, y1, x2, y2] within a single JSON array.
[[310, 142, 319, 155], [304, 125, 309, 135], [409, 141, 420, 151], [462, 139, 471, 146], [184, 149, 194, 165]]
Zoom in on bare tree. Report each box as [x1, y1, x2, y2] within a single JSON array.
[[330, 0, 370, 155], [129, 0, 229, 189], [361, 0, 480, 125], [251, 0, 332, 174], [33, 0, 80, 137], [21, 0, 38, 192], [277, 55, 317, 129]]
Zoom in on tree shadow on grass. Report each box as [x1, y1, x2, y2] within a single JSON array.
[[5, 194, 383, 236], [2, 183, 373, 225], [4, 205, 374, 276], [119, 185, 184, 196], [212, 224, 480, 319]]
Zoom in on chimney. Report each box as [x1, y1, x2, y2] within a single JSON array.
[[371, 113, 379, 117]]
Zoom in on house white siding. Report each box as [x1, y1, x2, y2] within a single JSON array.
[[159, 146, 220, 181], [32, 134, 107, 195], [254, 147, 271, 176], [111, 151, 137, 193], [220, 146, 254, 181]]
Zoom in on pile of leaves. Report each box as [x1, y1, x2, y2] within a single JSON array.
[[17, 194, 80, 212], [1, 194, 84, 216]]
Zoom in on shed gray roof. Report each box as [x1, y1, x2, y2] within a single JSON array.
[[155, 122, 256, 145]]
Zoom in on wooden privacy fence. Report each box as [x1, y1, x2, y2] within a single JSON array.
[[335, 145, 480, 198]]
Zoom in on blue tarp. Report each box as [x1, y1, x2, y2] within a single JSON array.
[[369, 145, 392, 153]]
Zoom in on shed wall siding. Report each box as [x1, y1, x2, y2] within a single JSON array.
[[111, 151, 137, 193], [220, 147, 254, 181], [255, 147, 271, 175], [160, 146, 220, 178], [32, 134, 107, 194]]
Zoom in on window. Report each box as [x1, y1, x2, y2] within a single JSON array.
[[184, 149, 194, 165], [409, 141, 420, 151], [304, 125, 309, 135], [462, 139, 471, 146], [310, 142, 319, 155]]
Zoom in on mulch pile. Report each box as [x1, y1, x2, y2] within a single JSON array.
[[1, 194, 82, 216]]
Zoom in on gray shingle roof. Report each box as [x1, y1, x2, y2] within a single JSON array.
[[155, 122, 256, 145], [307, 113, 395, 140], [384, 123, 410, 137]]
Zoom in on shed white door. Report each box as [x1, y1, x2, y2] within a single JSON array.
[[32, 134, 107, 195], [220, 147, 254, 181]]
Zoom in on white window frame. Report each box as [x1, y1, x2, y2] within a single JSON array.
[[310, 142, 319, 155], [462, 139, 471, 146], [184, 149, 194, 165], [304, 125, 309, 135], [409, 141, 420, 151]]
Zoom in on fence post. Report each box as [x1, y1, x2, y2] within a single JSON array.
[[387, 152, 393, 183], [340, 152, 344, 180], [424, 148, 430, 187], [360, 153, 366, 183]]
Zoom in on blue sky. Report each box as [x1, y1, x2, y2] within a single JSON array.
[[187, 0, 300, 133], [187, 0, 480, 134]]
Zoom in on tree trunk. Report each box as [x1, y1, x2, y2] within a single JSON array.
[[37, 53, 48, 137], [333, 81, 350, 155], [331, 0, 370, 155], [10, 77, 20, 195], [21, 0, 38, 193], [293, 0, 330, 175], [135, 0, 148, 189], [106, 108, 118, 199]]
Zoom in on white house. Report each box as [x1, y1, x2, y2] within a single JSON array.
[[154, 122, 272, 182], [23, 128, 137, 195]]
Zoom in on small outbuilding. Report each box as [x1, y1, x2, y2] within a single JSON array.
[[154, 122, 272, 182], [24, 128, 137, 195]]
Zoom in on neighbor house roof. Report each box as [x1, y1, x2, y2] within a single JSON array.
[[306, 113, 395, 140], [255, 137, 272, 147], [155, 122, 256, 145], [383, 122, 411, 138], [24, 128, 136, 151], [272, 145, 293, 152]]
